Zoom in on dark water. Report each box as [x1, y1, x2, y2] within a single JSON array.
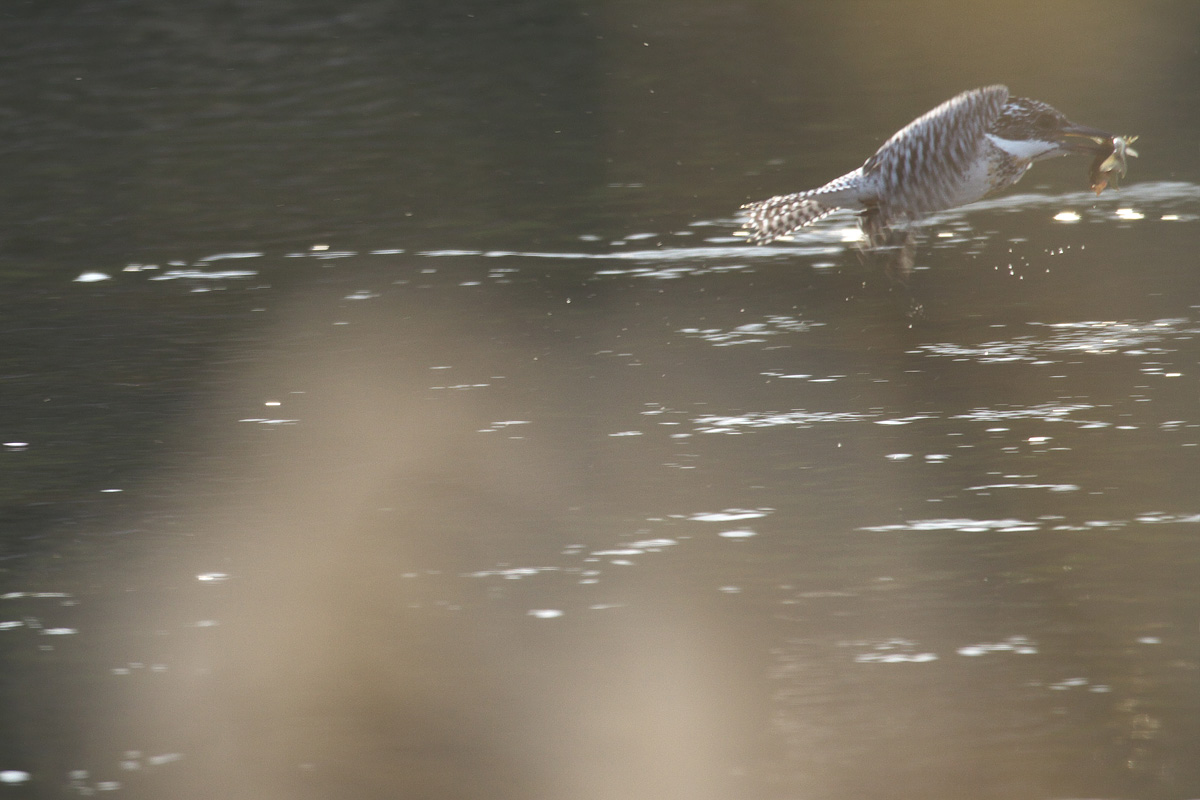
[[2, 2, 1200, 798]]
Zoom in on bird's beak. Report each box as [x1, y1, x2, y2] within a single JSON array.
[[1056, 121, 1116, 154]]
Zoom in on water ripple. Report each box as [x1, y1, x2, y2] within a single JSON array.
[[695, 410, 876, 433], [912, 318, 1198, 364]]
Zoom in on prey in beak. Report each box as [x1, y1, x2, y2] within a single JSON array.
[[1050, 120, 1141, 193]]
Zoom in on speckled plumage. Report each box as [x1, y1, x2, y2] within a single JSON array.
[[740, 85, 1107, 244]]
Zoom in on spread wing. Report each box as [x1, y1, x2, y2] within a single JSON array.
[[862, 85, 1009, 220]]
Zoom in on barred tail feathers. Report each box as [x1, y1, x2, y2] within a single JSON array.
[[740, 168, 866, 244], [739, 192, 839, 244]]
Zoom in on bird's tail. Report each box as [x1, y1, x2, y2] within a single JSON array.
[[738, 192, 840, 244]]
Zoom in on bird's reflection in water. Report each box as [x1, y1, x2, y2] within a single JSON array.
[[859, 209, 918, 283]]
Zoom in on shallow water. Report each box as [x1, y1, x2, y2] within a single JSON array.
[[2, 2, 1200, 799]]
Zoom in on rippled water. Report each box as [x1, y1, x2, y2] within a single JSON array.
[[3, 2, 1200, 799], [5, 177, 1198, 799]]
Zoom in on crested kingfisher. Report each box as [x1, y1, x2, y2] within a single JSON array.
[[740, 85, 1117, 244]]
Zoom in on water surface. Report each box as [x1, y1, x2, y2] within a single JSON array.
[[2, 3, 1199, 799]]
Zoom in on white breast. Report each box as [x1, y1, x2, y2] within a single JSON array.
[[984, 133, 1057, 161]]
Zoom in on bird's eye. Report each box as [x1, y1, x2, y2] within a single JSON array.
[[1035, 111, 1057, 130]]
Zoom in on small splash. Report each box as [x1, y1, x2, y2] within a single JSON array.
[[628, 538, 677, 550], [149, 270, 257, 281], [1135, 512, 1200, 525], [956, 636, 1038, 656], [966, 482, 1079, 493], [913, 318, 1198, 366], [680, 316, 824, 346], [848, 638, 938, 664], [431, 383, 491, 391], [146, 753, 183, 767], [688, 508, 771, 522], [860, 518, 1041, 533], [695, 409, 873, 433], [875, 415, 936, 426], [952, 402, 1101, 426], [467, 567, 558, 580], [198, 252, 264, 262], [855, 652, 938, 664], [527, 609, 563, 619], [478, 420, 531, 433]]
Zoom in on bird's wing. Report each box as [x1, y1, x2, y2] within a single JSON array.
[[862, 85, 1009, 219]]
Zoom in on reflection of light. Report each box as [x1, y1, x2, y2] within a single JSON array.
[[717, 530, 756, 539], [527, 609, 563, 619], [688, 509, 770, 522], [1052, 211, 1080, 222], [1116, 208, 1145, 220]]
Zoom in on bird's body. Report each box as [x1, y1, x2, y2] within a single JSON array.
[[740, 85, 1114, 244]]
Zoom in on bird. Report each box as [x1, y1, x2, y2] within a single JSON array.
[[739, 85, 1116, 244]]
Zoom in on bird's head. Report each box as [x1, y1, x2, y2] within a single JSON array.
[[987, 97, 1114, 162]]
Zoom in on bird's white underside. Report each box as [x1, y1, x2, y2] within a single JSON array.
[[984, 133, 1057, 161]]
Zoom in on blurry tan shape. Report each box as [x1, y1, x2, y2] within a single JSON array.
[[152, 302, 754, 800]]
